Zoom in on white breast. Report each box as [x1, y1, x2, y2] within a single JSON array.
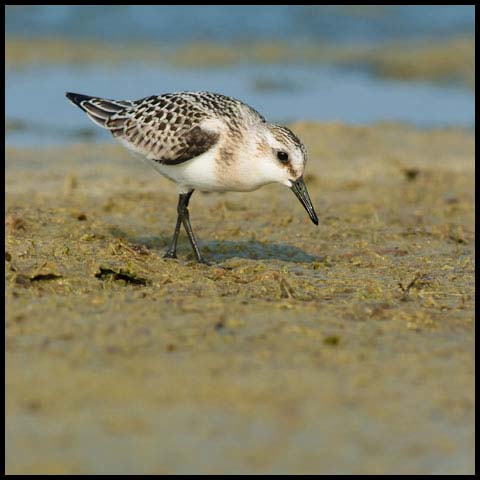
[[153, 147, 223, 193]]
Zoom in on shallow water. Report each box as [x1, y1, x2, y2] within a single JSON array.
[[5, 63, 475, 146]]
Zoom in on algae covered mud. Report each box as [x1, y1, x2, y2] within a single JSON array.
[[5, 122, 474, 474]]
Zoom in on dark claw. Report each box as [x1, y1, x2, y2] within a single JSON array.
[[197, 258, 211, 266]]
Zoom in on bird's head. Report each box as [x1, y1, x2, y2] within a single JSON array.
[[255, 124, 318, 225]]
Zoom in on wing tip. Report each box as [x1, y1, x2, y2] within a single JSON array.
[[66, 92, 94, 111]]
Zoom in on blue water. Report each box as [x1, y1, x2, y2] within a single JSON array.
[[5, 63, 474, 146], [6, 5, 474, 45]]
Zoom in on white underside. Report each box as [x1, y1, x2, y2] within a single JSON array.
[[120, 138, 274, 194], [152, 148, 225, 193]]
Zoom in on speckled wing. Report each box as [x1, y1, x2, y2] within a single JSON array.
[[107, 93, 227, 165], [67, 91, 265, 165]]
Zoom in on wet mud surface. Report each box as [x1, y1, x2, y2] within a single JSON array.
[[5, 122, 475, 474]]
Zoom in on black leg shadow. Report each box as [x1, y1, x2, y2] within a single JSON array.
[[200, 239, 321, 263], [108, 229, 319, 264]]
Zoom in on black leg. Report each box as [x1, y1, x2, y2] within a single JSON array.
[[163, 215, 182, 258], [164, 190, 207, 264], [181, 202, 207, 264], [163, 192, 192, 259]]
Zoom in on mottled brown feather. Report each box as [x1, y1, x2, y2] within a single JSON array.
[[70, 91, 266, 165]]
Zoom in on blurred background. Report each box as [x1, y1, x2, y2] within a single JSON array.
[[5, 5, 475, 145]]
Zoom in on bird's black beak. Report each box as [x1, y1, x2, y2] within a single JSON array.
[[290, 177, 319, 225]]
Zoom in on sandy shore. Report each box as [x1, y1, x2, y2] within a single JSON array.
[[5, 122, 474, 474], [6, 36, 475, 90]]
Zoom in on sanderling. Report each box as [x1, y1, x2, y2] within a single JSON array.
[[66, 91, 318, 263]]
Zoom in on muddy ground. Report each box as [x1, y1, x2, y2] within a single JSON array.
[[5, 122, 475, 474]]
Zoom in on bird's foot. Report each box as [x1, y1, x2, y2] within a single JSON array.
[[163, 250, 177, 259], [196, 257, 212, 266]]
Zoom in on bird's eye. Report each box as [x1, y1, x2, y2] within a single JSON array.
[[277, 151, 289, 163]]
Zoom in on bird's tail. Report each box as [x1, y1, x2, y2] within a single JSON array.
[[65, 92, 133, 130]]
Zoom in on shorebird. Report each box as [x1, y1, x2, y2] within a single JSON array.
[[66, 91, 318, 263]]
